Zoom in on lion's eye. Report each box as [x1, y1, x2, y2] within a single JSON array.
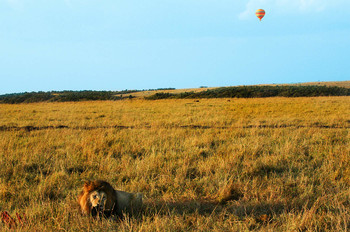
[[93, 195, 97, 199]]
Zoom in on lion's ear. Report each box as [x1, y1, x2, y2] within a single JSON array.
[[83, 180, 92, 190]]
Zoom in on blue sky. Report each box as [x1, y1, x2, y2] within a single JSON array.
[[1, 0, 349, 94]]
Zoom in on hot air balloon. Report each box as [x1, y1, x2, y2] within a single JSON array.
[[256, 9, 265, 21]]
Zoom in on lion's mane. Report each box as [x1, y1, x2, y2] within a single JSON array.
[[78, 180, 118, 216]]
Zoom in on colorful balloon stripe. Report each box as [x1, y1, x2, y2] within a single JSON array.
[[255, 9, 265, 21]]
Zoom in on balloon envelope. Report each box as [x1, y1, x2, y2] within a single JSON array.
[[256, 9, 265, 21]]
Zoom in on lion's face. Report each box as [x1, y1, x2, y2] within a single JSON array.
[[89, 190, 107, 210]]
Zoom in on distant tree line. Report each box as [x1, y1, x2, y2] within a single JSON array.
[[0, 90, 139, 104], [145, 85, 350, 100], [1, 86, 349, 103], [143, 88, 176, 91]]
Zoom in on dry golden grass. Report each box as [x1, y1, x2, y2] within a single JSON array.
[[292, 80, 350, 88], [0, 97, 349, 231]]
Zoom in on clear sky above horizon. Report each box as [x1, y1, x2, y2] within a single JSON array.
[[1, 0, 349, 94]]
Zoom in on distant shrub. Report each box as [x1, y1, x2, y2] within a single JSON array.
[[145, 92, 175, 100]]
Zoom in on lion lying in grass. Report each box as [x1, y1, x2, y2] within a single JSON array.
[[78, 180, 143, 218]]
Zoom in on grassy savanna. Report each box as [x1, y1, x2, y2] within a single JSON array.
[[0, 97, 349, 231]]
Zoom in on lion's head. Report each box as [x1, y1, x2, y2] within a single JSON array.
[[78, 180, 118, 217]]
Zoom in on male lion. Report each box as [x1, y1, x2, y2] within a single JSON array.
[[78, 180, 143, 218]]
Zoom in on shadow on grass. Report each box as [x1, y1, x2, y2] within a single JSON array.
[[0, 123, 348, 132], [143, 199, 291, 220]]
